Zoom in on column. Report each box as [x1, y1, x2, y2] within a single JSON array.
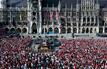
[[27, 0, 32, 34], [38, 0, 42, 34]]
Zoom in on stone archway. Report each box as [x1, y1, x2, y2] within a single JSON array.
[[83, 17, 86, 22], [54, 27, 59, 34], [94, 28, 97, 33], [91, 17, 94, 22], [82, 28, 85, 33], [32, 23, 37, 34], [90, 28, 93, 33], [10, 28, 16, 33], [16, 28, 21, 33], [22, 28, 27, 33], [67, 28, 71, 33], [61, 27, 66, 34], [86, 28, 89, 33], [87, 17, 90, 22], [48, 27, 53, 34], [42, 28, 44, 34], [99, 28, 103, 33], [73, 28, 77, 33], [5, 28, 9, 34]]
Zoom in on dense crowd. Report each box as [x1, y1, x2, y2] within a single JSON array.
[[0, 36, 32, 69], [56, 38, 107, 69], [0, 37, 107, 69]]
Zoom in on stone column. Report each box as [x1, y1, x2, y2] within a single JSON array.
[[38, 0, 42, 34], [27, 0, 32, 34]]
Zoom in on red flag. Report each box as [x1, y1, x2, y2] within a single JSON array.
[[50, 11, 53, 21], [56, 11, 59, 20]]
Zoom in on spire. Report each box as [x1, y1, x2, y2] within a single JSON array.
[[52, 3, 54, 10], [95, 0, 99, 10], [47, 4, 48, 8], [77, 0, 79, 4], [0, 0, 5, 8], [65, 3, 67, 9], [27, 0, 30, 10], [76, 0, 79, 11], [58, 0, 61, 11], [71, 4, 72, 10]]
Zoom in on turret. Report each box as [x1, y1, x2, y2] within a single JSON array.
[[95, 0, 99, 10], [76, 0, 79, 12], [58, 0, 61, 12], [0, 0, 6, 9]]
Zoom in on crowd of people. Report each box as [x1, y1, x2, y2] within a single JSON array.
[[0, 36, 32, 69], [0, 36, 107, 69], [56, 38, 107, 69]]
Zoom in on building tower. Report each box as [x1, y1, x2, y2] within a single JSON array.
[[38, 0, 42, 34], [0, 0, 5, 8], [27, 0, 32, 34], [0, 0, 6, 27], [57, 0, 61, 34], [95, 0, 100, 33], [76, 0, 80, 33], [27, 0, 42, 35], [80, 0, 99, 36]]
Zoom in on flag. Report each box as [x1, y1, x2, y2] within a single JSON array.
[[56, 11, 59, 20], [50, 11, 53, 21]]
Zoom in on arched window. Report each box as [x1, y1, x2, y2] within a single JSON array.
[[91, 17, 94, 22], [83, 17, 86, 22], [91, 23, 94, 26], [22, 28, 27, 33], [87, 17, 90, 22], [82, 28, 85, 33], [67, 28, 71, 33], [86, 28, 89, 33], [48, 21, 52, 25], [16, 28, 21, 33], [82, 23, 86, 26], [99, 28, 103, 33], [54, 21, 58, 25], [10, 28, 15, 33], [61, 27, 66, 34], [87, 23, 90, 26], [5, 28, 9, 34], [54, 28, 59, 34], [42, 28, 44, 34], [32, 11, 36, 15], [61, 18, 66, 26], [90, 28, 93, 33], [73, 28, 77, 33], [32, 23, 37, 34], [94, 28, 97, 33], [48, 27, 53, 34]]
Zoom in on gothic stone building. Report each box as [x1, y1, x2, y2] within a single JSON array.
[[41, 0, 100, 38], [1, 0, 107, 38]]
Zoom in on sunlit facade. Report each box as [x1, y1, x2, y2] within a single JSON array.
[[1, 0, 107, 38]]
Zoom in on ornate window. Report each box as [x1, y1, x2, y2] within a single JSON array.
[[61, 27, 66, 34], [54, 28, 59, 34], [67, 28, 71, 33]]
